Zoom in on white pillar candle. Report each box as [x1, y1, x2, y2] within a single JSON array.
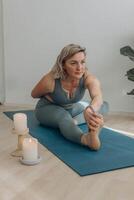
[[22, 138, 38, 161], [13, 113, 27, 132]]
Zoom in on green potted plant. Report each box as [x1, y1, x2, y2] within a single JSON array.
[[120, 45, 134, 95]]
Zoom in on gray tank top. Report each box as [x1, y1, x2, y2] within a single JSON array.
[[47, 77, 86, 108]]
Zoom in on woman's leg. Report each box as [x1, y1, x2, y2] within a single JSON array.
[[35, 103, 83, 144], [35, 99, 108, 149], [67, 102, 86, 125]]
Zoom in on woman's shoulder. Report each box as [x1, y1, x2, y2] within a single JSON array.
[[41, 71, 55, 92], [83, 70, 95, 81], [45, 71, 55, 79], [41, 71, 56, 83], [83, 71, 100, 87]]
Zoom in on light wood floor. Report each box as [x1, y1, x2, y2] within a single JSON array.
[[0, 104, 134, 200]]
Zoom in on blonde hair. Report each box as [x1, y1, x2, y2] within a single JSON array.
[[51, 44, 87, 79]]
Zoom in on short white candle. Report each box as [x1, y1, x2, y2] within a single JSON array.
[[13, 113, 27, 132], [22, 138, 38, 161]]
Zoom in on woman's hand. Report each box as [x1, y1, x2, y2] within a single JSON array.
[[84, 107, 104, 132]]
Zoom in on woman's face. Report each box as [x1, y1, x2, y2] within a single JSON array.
[[63, 52, 86, 79]]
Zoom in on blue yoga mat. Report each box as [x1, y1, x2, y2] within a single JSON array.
[[4, 110, 134, 176]]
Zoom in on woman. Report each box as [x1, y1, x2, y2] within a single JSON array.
[[31, 44, 105, 150]]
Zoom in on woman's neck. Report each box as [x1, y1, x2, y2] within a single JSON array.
[[63, 77, 80, 88]]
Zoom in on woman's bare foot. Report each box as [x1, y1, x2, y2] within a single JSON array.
[[81, 127, 101, 150]]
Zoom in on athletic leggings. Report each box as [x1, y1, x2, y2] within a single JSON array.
[[35, 98, 109, 144]]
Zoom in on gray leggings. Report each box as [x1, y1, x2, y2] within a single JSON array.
[[35, 98, 109, 144]]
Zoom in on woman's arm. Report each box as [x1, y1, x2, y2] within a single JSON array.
[[31, 71, 55, 98], [84, 74, 103, 112], [84, 74, 104, 131]]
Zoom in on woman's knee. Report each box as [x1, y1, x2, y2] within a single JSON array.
[[99, 101, 109, 115]]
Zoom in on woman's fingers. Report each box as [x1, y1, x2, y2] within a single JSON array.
[[89, 124, 99, 132], [89, 118, 99, 127], [84, 109, 104, 129], [88, 113, 104, 128], [88, 114, 100, 123], [92, 113, 102, 119]]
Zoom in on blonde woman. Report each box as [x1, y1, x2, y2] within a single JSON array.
[[31, 44, 108, 150]]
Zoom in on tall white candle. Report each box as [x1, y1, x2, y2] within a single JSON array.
[[13, 113, 27, 132], [22, 138, 38, 161]]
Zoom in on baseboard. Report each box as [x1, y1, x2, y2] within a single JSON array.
[[2, 102, 35, 109], [108, 111, 134, 116]]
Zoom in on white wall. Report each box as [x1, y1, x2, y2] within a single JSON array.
[[0, 0, 5, 103], [3, 0, 134, 112]]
